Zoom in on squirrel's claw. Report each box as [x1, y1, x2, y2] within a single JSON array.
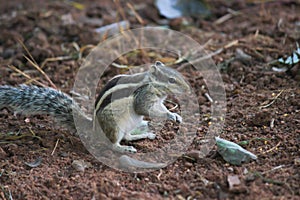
[[168, 112, 182, 123], [113, 144, 137, 153], [123, 146, 137, 153]]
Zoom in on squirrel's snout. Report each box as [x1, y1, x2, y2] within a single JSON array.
[[182, 82, 191, 93]]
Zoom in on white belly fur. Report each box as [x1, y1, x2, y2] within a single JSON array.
[[107, 96, 143, 133]]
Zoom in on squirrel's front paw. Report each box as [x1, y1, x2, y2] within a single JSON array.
[[168, 112, 182, 123], [139, 120, 149, 127]]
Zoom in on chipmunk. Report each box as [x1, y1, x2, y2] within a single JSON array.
[[0, 61, 190, 153]]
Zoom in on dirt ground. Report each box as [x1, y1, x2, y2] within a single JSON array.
[[0, 0, 299, 199]]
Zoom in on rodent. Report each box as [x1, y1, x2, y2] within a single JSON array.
[[0, 61, 190, 153]]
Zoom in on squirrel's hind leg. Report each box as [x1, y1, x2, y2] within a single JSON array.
[[111, 130, 138, 153], [112, 143, 137, 153], [124, 120, 156, 141]]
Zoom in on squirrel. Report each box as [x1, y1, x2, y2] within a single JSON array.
[[0, 61, 190, 153]]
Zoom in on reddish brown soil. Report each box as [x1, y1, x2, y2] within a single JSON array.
[[0, 0, 299, 199]]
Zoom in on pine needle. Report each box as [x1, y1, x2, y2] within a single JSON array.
[[127, 3, 145, 25], [17, 38, 38, 66], [23, 55, 57, 89], [51, 139, 60, 156], [17, 38, 57, 89], [7, 65, 47, 88]]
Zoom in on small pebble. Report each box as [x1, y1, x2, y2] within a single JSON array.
[[0, 147, 7, 159], [294, 158, 300, 166], [2, 48, 15, 59], [71, 159, 91, 172]]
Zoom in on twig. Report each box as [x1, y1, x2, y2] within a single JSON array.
[[40, 56, 74, 69], [72, 42, 80, 52], [51, 139, 60, 156], [202, 39, 213, 49], [28, 127, 36, 136], [261, 165, 286, 175], [157, 169, 163, 181], [214, 8, 241, 25], [79, 44, 95, 59], [270, 118, 275, 128], [260, 90, 284, 109], [174, 39, 214, 65], [177, 48, 223, 71], [114, 0, 127, 22], [113, 0, 140, 48], [204, 92, 214, 103], [262, 141, 281, 154], [224, 40, 239, 49], [214, 13, 233, 25]]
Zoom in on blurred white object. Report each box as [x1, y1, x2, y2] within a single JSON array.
[[156, 0, 182, 19], [95, 20, 130, 37], [155, 0, 210, 19]]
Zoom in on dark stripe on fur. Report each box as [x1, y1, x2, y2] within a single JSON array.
[[95, 72, 147, 113]]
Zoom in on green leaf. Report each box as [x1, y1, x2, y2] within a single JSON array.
[[216, 137, 257, 165]]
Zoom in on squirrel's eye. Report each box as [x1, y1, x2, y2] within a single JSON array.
[[168, 77, 176, 83]]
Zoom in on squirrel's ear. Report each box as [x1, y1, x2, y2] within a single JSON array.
[[150, 61, 164, 74], [150, 61, 165, 75], [150, 65, 157, 74]]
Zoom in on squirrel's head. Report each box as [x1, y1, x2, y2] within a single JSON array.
[[148, 61, 191, 94]]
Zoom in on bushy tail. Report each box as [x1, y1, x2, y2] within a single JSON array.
[[0, 85, 79, 129]]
